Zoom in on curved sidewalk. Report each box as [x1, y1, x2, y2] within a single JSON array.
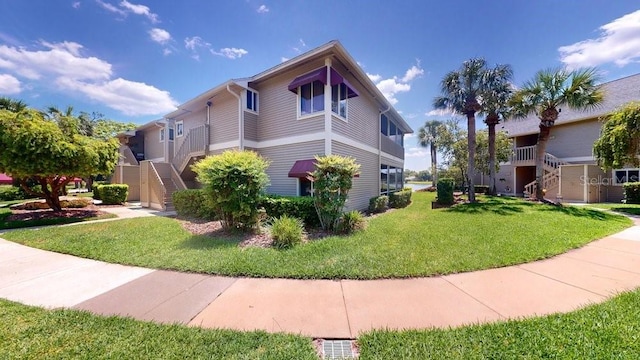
[[1, 209, 639, 339]]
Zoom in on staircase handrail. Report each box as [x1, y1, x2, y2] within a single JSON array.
[[172, 125, 207, 172], [148, 162, 166, 207]]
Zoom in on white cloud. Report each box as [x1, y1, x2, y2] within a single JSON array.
[[257, 4, 269, 13], [148, 28, 171, 44], [405, 147, 428, 158], [212, 47, 248, 59], [184, 36, 210, 51], [281, 57, 289, 62], [96, 0, 126, 16], [426, 109, 454, 117], [119, 0, 159, 23], [0, 41, 176, 116], [293, 38, 307, 54], [405, 133, 416, 138], [367, 73, 382, 82], [72, 1, 81, 9], [163, 48, 172, 56], [401, 64, 424, 82], [559, 10, 640, 68], [57, 77, 177, 116], [0, 74, 21, 95]]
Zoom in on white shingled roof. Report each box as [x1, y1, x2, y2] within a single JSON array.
[[501, 73, 640, 137]]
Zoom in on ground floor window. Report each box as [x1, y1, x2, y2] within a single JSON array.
[[380, 164, 403, 195], [614, 168, 640, 185], [299, 178, 313, 196]]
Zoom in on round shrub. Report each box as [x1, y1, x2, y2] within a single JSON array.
[[436, 178, 455, 205], [270, 215, 305, 249], [389, 190, 412, 208], [338, 210, 367, 234], [173, 189, 217, 220], [368, 195, 388, 214], [96, 184, 128, 205], [258, 195, 319, 227]]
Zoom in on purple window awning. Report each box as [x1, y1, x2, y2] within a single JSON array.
[[287, 67, 359, 98], [288, 159, 316, 180]]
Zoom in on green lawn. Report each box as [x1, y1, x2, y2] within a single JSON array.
[[0, 299, 316, 360], [2, 192, 631, 279], [583, 202, 640, 216], [4, 289, 640, 359], [359, 288, 640, 359]]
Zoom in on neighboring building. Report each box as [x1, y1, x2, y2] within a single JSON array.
[[0, 173, 12, 185], [115, 40, 412, 210], [495, 73, 640, 203]]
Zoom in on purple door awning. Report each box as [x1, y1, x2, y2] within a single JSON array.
[[288, 159, 316, 180], [287, 67, 359, 98]]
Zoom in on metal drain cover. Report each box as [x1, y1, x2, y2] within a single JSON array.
[[322, 339, 356, 359]]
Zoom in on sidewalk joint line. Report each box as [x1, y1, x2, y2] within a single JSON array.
[[516, 265, 606, 298], [440, 276, 506, 319], [563, 254, 640, 275], [339, 281, 354, 339]]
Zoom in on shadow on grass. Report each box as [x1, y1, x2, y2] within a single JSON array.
[[540, 206, 621, 221], [610, 207, 640, 216], [179, 234, 242, 250], [444, 197, 530, 215]]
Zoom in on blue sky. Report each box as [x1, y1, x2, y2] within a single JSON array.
[[1, 1, 640, 171]]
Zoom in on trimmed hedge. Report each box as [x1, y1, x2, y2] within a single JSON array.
[[96, 184, 128, 205], [474, 185, 489, 194], [624, 182, 640, 204], [259, 195, 319, 228], [0, 186, 22, 201], [368, 195, 388, 214], [389, 190, 412, 208], [91, 181, 110, 200], [172, 189, 217, 220], [437, 178, 455, 205]]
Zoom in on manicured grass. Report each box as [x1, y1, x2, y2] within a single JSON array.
[[406, 180, 432, 185], [0, 199, 25, 207], [0, 299, 316, 360], [3, 192, 631, 279], [0, 209, 115, 230], [358, 288, 640, 359], [583, 202, 640, 216]]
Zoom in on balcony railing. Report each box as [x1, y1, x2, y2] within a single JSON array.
[[172, 125, 207, 172]]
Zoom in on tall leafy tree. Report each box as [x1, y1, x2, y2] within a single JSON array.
[[510, 68, 603, 200], [479, 64, 514, 195], [593, 101, 640, 169], [434, 58, 489, 202], [0, 97, 27, 112], [417, 120, 443, 185], [0, 108, 119, 211]]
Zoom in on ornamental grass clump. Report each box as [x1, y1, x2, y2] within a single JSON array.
[[311, 155, 360, 231], [270, 215, 305, 249], [338, 210, 366, 234], [192, 150, 270, 231]]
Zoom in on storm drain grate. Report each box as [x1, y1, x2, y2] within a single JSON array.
[[322, 339, 356, 359]]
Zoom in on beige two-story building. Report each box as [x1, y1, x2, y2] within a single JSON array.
[[115, 40, 412, 210]]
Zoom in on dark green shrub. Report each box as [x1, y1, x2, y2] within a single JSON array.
[[338, 210, 367, 234], [624, 182, 640, 204], [270, 215, 305, 249], [172, 189, 216, 220], [389, 190, 412, 208], [192, 150, 270, 231], [0, 185, 22, 201], [96, 184, 128, 205], [368, 195, 388, 213], [437, 178, 455, 205], [312, 155, 360, 231], [92, 181, 110, 200], [258, 195, 319, 227]]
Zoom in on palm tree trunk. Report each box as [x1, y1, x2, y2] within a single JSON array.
[[535, 125, 551, 200], [467, 114, 476, 202], [430, 143, 437, 186], [488, 122, 496, 196]]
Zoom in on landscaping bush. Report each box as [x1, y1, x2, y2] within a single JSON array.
[[368, 195, 388, 214], [437, 178, 455, 205], [192, 150, 270, 231], [91, 181, 110, 200], [172, 189, 217, 220], [624, 182, 640, 204], [389, 190, 412, 208], [270, 215, 305, 249], [12, 198, 91, 210], [338, 210, 367, 234], [258, 195, 319, 227], [96, 184, 128, 205], [0, 185, 22, 201], [474, 185, 489, 194], [311, 155, 360, 231]]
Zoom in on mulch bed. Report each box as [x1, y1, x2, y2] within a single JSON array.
[[5, 204, 108, 222]]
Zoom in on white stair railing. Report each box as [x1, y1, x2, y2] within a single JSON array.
[[172, 125, 207, 172]]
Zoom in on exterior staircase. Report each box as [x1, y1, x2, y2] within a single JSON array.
[[511, 145, 569, 198], [172, 125, 207, 173]]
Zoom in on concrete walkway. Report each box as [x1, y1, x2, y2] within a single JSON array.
[[1, 208, 639, 339]]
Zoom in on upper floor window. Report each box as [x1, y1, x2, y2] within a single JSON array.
[[614, 169, 640, 185], [288, 67, 359, 119], [246, 89, 258, 113], [380, 114, 404, 146], [160, 127, 174, 142], [176, 121, 184, 137], [331, 83, 348, 118], [300, 81, 325, 116]]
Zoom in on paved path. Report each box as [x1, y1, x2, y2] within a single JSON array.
[[1, 208, 639, 339]]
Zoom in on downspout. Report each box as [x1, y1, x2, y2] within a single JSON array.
[[205, 101, 211, 155], [226, 84, 244, 150], [154, 119, 168, 163]]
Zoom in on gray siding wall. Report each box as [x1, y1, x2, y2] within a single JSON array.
[[381, 136, 404, 159], [332, 141, 379, 211], [258, 140, 325, 196], [174, 108, 207, 151], [244, 111, 258, 141], [143, 127, 164, 161], [255, 60, 327, 141], [545, 119, 601, 159], [211, 92, 239, 145]]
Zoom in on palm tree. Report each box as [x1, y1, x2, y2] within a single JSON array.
[[433, 58, 488, 202], [417, 120, 443, 186], [510, 68, 603, 200], [0, 97, 27, 112], [479, 64, 514, 195]]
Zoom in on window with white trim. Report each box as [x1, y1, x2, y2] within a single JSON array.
[[160, 128, 165, 142], [299, 80, 325, 116], [176, 121, 184, 137], [331, 83, 348, 118], [614, 168, 640, 185], [160, 128, 174, 142], [246, 89, 258, 112]]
